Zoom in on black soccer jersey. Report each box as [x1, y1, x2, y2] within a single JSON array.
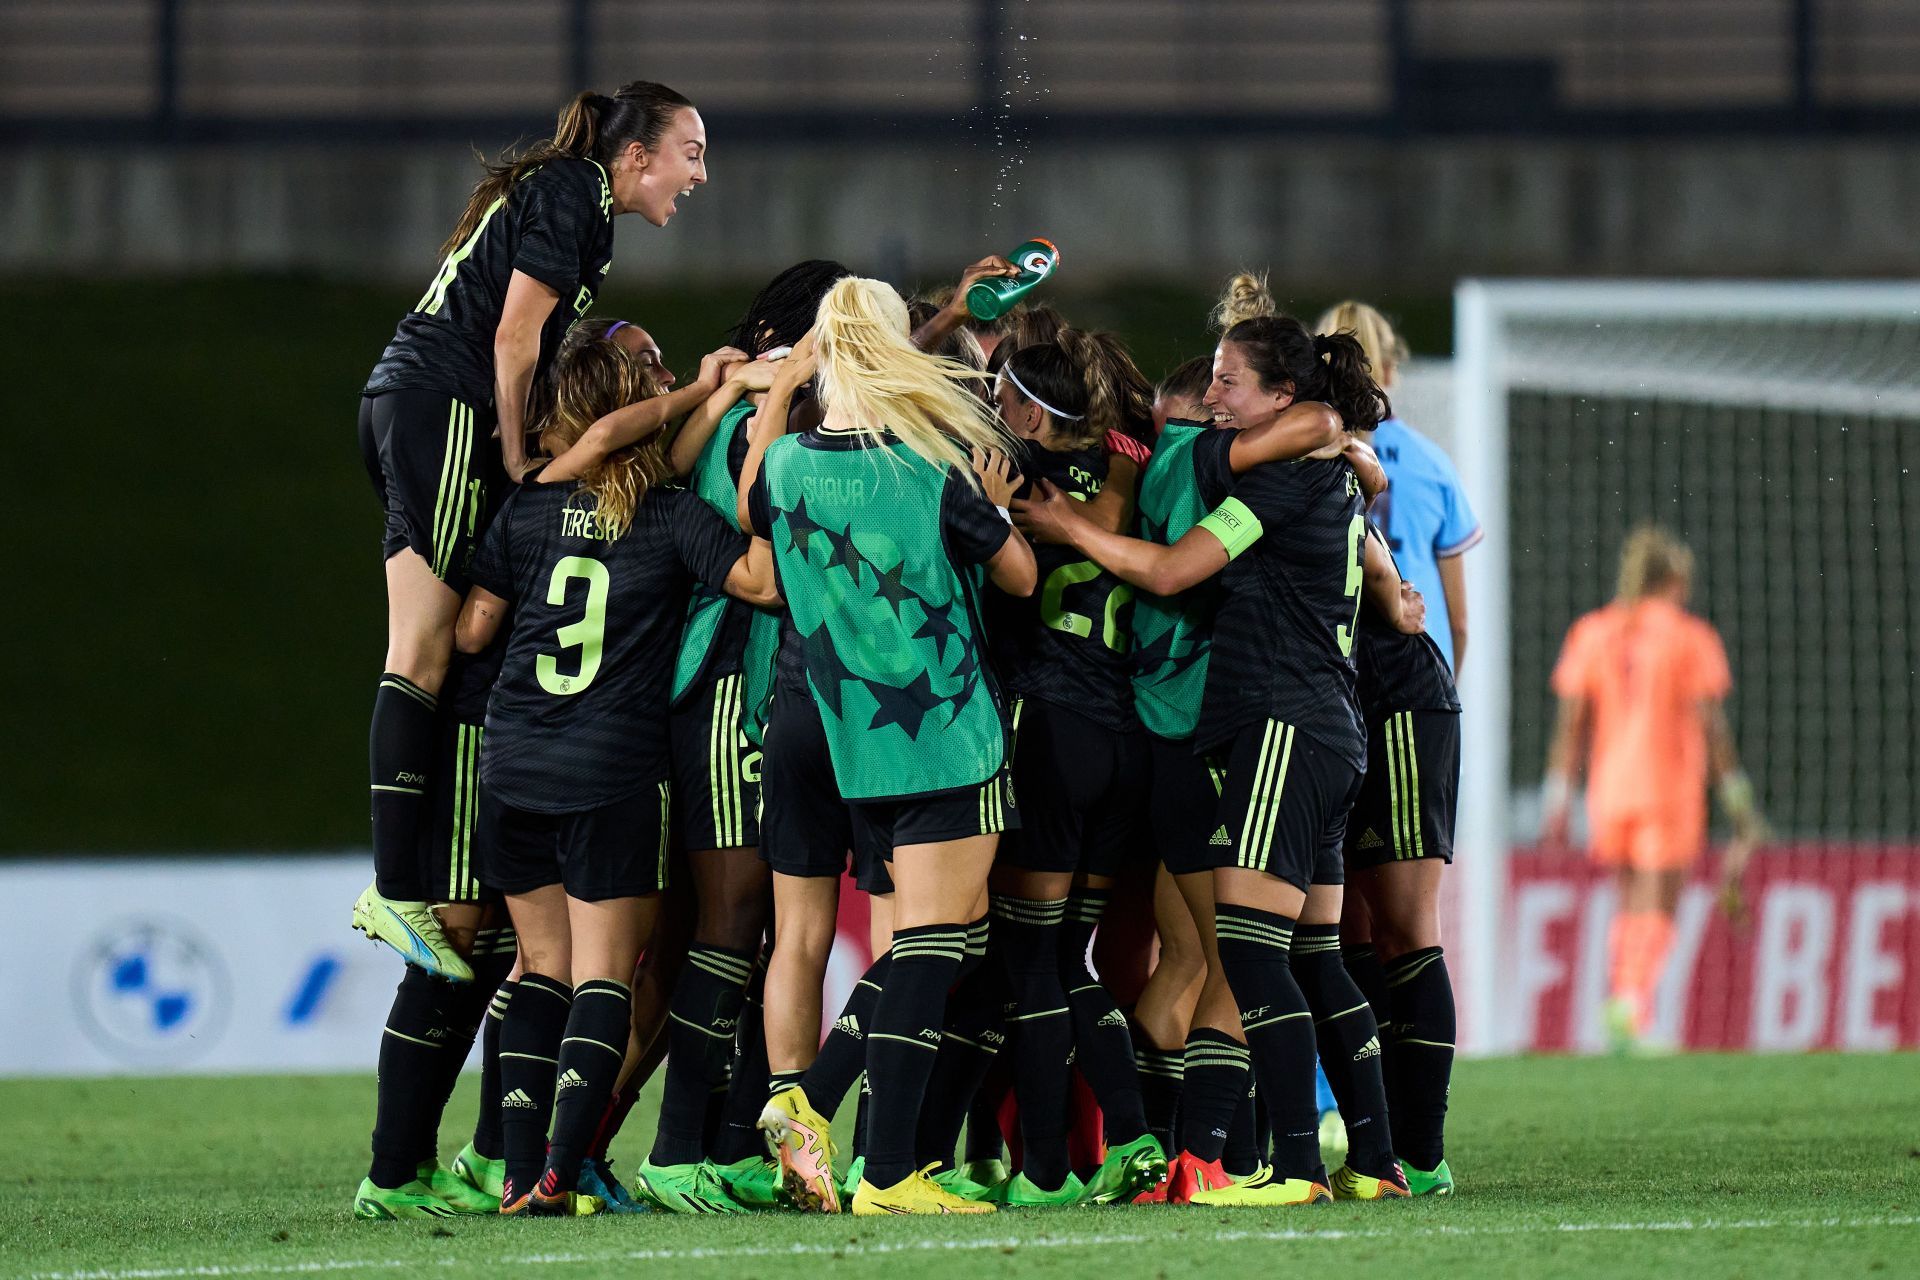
[[1354, 526, 1462, 720], [468, 478, 748, 813], [365, 158, 615, 407], [987, 441, 1137, 732], [1196, 442, 1368, 769]]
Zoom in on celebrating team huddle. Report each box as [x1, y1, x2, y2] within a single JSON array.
[[350, 79, 1465, 1220]]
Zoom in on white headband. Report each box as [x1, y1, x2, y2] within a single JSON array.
[[1003, 364, 1084, 421]]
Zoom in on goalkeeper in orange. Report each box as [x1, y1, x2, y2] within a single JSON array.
[[1541, 526, 1767, 1050]]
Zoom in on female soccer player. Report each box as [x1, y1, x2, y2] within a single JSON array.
[[1017, 299, 1406, 1206], [979, 335, 1169, 1206], [1543, 527, 1765, 1051], [637, 260, 851, 1214], [355, 82, 707, 976], [1340, 524, 1461, 1195], [743, 280, 1037, 1216], [1313, 302, 1479, 673], [452, 337, 777, 1215]]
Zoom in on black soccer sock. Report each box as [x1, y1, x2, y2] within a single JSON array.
[[1290, 924, 1395, 1177], [588, 1080, 640, 1162], [864, 923, 967, 1188], [1135, 1040, 1184, 1157], [368, 965, 455, 1188], [472, 981, 513, 1160], [917, 957, 1008, 1169], [545, 978, 633, 1192], [650, 943, 754, 1166], [1176, 1028, 1249, 1163], [414, 928, 513, 1159], [800, 954, 891, 1118], [369, 673, 437, 900], [1343, 943, 1390, 1021], [1059, 889, 1149, 1143], [853, 1075, 872, 1158], [714, 947, 773, 1162], [498, 973, 571, 1199], [1385, 947, 1455, 1170], [1221, 1075, 1262, 1177], [965, 1059, 1012, 1163], [1213, 904, 1320, 1179], [768, 1069, 805, 1100], [993, 896, 1075, 1190]]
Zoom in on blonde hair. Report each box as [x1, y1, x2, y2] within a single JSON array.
[[813, 276, 1014, 483], [1211, 271, 1276, 331], [540, 338, 673, 538], [1314, 300, 1409, 387], [1615, 525, 1695, 603]]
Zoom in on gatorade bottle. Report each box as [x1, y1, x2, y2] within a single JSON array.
[[965, 238, 1060, 322]]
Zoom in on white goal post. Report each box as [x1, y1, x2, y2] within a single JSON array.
[[1450, 279, 1920, 1056]]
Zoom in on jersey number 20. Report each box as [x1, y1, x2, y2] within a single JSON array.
[[538, 557, 609, 695]]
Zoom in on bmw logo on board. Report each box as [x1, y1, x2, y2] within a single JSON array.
[[72, 918, 232, 1066]]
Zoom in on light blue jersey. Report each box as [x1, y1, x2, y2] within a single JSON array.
[[1369, 417, 1481, 671]]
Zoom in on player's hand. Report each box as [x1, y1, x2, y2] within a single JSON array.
[[972, 447, 1022, 508], [1012, 477, 1083, 545], [950, 255, 1020, 318], [772, 332, 819, 391], [1396, 584, 1428, 635], [697, 346, 748, 390], [729, 359, 780, 393], [1346, 437, 1388, 499]]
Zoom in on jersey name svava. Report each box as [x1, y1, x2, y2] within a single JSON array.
[[366, 158, 615, 407], [1130, 421, 1229, 741], [760, 432, 1010, 802]]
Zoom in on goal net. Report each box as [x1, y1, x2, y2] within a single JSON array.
[[1450, 282, 1920, 1055]]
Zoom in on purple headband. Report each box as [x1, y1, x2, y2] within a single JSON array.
[[602, 320, 629, 338]]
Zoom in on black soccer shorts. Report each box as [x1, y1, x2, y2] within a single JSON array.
[[477, 781, 672, 902], [670, 671, 762, 851], [996, 698, 1150, 878], [1150, 731, 1227, 877], [358, 388, 503, 592], [1345, 709, 1460, 869], [848, 763, 1019, 857], [1205, 719, 1361, 892], [758, 688, 862, 880]]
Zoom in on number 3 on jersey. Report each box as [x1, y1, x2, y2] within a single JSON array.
[[538, 556, 609, 695], [1335, 513, 1364, 657]]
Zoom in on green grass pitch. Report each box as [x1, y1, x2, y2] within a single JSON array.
[[7, 1054, 1917, 1279]]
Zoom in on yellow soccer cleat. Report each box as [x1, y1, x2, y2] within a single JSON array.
[[852, 1164, 998, 1216], [1329, 1162, 1411, 1200], [757, 1087, 840, 1212], [1188, 1165, 1333, 1207], [351, 882, 473, 982]]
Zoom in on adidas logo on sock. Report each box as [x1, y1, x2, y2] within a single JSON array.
[[503, 1088, 538, 1109], [1357, 828, 1386, 851], [1209, 826, 1232, 846], [556, 1069, 587, 1091], [1096, 1009, 1128, 1028], [1354, 1035, 1381, 1062], [833, 1013, 863, 1038]]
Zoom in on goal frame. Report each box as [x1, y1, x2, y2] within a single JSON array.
[[1449, 279, 1920, 1056]]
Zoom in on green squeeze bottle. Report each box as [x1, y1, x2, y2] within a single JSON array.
[[965, 237, 1060, 322]]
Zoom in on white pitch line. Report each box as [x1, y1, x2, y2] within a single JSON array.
[[24, 1215, 1920, 1280]]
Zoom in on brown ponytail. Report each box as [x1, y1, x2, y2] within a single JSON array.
[[1056, 327, 1154, 451], [539, 338, 674, 537], [439, 80, 694, 261]]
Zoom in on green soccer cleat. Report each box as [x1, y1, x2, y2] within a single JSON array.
[[635, 1158, 747, 1214], [839, 1156, 865, 1207], [931, 1165, 1001, 1201], [1403, 1158, 1455, 1197], [353, 1176, 458, 1220], [351, 882, 473, 982], [1318, 1108, 1349, 1161], [957, 1156, 1009, 1189], [450, 1142, 505, 1200], [418, 1161, 497, 1214], [578, 1158, 651, 1213], [1080, 1134, 1169, 1205], [995, 1170, 1087, 1208], [714, 1156, 782, 1210], [1604, 995, 1640, 1053]]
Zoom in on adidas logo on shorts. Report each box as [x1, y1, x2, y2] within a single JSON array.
[[833, 1013, 863, 1038], [1209, 826, 1232, 847], [1096, 1009, 1128, 1029], [1357, 828, 1386, 851], [556, 1068, 587, 1091], [1354, 1035, 1381, 1062], [503, 1088, 538, 1109]]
